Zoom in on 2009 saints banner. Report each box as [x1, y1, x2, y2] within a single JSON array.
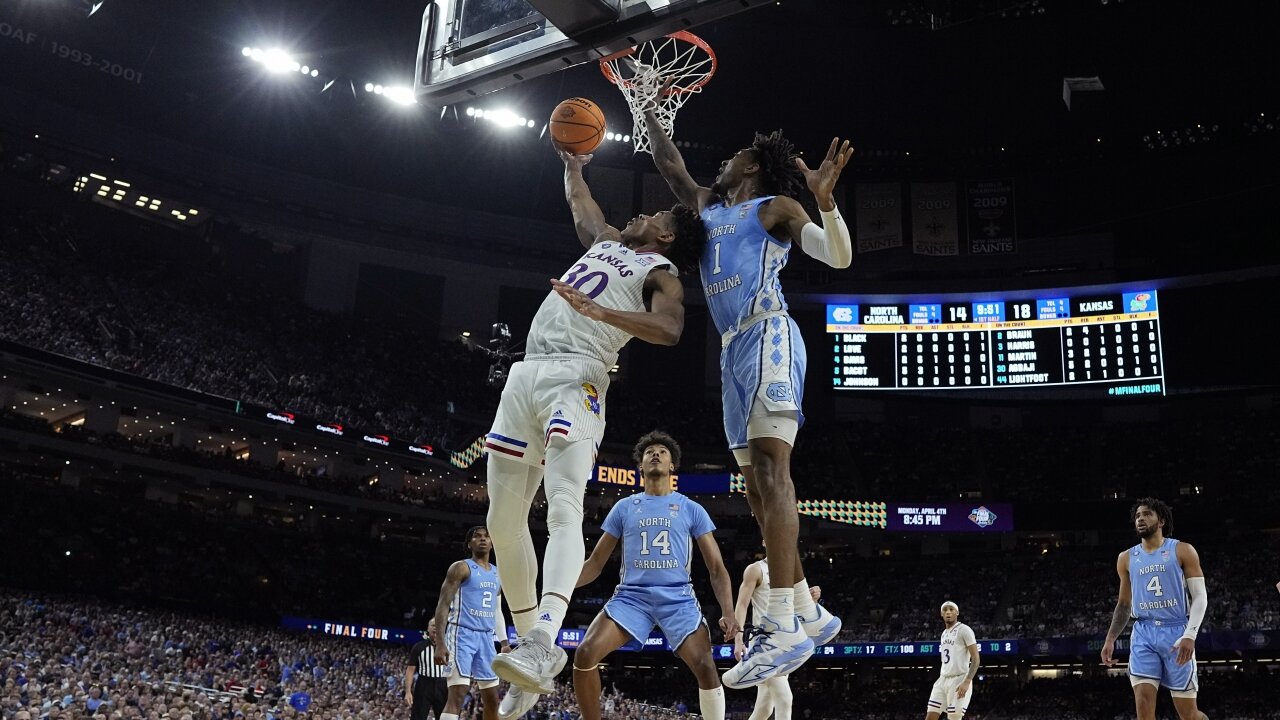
[[911, 182, 959, 256], [853, 182, 902, 253], [966, 179, 1017, 254]]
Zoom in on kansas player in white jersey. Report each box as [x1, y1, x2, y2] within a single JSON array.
[[573, 432, 739, 720], [732, 548, 824, 720], [645, 109, 852, 686], [924, 602, 979, 720], [1102, 498, 1209, 720], [488, 148, 705, 718], [428, 527, 511, 720]]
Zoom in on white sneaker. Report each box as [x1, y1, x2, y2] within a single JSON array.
[[492, 632, 568, 695], [497, 685, 540, 720], [721, 614, 814, 689], [800, 602, 842, 647]]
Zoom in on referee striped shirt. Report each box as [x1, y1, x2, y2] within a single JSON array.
[[410, 639, 449, 679]]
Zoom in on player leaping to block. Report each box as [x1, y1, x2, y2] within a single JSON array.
[[487, 146, 705, 719], [643, 107, 852, 687]]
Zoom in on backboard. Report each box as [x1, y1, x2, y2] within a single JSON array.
[[413, 0, 770, 106]]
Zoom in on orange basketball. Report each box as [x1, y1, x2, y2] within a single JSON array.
[[549, 97, 606, 155]]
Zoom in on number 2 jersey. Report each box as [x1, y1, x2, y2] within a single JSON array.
[[524, 239, 677, 368], [601, 491, 715, 588], [449, 559, 501, 632], [1128, 537, 1188, 624]]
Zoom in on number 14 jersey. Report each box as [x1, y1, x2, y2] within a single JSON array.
[[602, 491, 715, 588], [525, 239, 676, 368]]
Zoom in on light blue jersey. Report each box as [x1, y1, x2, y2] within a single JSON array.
[[450, 560, 501, 632], [699, 197, 792, 337], [602, 491, 715, 587], [1128, 538, 1187, 624]]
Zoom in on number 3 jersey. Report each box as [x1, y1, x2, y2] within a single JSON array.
[[1128, 537, 1188, 624], [449, 560, 501, 632], [939, 622, 977, 677], [601, 491, 715, 588], [525, 239, 676, 368]]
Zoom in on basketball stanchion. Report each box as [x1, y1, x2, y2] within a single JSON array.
[[600, 30, 717, 155]]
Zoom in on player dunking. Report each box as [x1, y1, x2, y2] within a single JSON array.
[[925, 602, 979, 720], [732, 546, 822, 720], [487, 147, 704, 718], [644, 109, 851, 686], [428, 527, 511, 720], [572, 431, 738, 720], [1101, 497, 1209, 720]]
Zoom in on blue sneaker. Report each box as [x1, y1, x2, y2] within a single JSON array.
[[800, 602, 842, 648], [721, 614, 814, 689]]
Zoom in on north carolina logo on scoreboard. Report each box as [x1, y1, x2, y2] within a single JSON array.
[[968, 506, 998, 528], [831, 306, 855, 323]]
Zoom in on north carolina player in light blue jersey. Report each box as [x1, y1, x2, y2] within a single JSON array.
[[429, 527, 511, 720], [645, 109, 852, 686], [572, 432, 739, 720], [1102, 498, 1210, 720]]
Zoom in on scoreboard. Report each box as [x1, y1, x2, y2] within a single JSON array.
[[827, 288, 1166, 397]]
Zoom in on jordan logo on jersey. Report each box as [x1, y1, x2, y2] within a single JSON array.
[[582, 383, 601, 415]]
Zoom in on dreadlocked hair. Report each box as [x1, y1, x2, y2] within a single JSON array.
[[665, 203, 706, 276], [751, 129, 806, 201]]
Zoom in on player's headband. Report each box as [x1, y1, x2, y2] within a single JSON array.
[[941, 601, 959, 612]]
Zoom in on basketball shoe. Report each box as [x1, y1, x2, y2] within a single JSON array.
[[493, 629, 568, 695], [721, 614, 814, 689]]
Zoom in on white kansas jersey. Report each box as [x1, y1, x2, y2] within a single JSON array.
[[525, 240, 676, 368], [939, 622, 977, 677], [749, 559, 771, 622]]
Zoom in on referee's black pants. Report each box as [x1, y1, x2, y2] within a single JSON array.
[[412, 677, 448, 720]]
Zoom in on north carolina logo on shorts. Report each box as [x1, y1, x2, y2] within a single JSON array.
[[582, 383, 601, 415], [765, 382, 793, 402]]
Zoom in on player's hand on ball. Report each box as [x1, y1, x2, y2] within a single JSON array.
[[809, 585, 822, 602], [1173, 637, 1195, 665], [1100, 641, 1115, 666], [557, 148, 593, 171], [795, 137, 854, 210], [719, 615, 741, 643], [551, 279, 607, 321]]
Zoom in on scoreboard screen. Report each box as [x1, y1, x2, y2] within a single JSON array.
[[827, 287, 1166, 397]]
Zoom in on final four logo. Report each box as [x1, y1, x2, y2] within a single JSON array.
[[968, 506, 998, 528]]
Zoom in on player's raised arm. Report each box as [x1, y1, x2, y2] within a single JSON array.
[[431, 560, 472, 665], [1101, 550, 1132, 666], [765, 137, 854, 269], [551, 267, 685, 346], [1175, 541, 1207, 665], [560, 148, 622, 249], [643, 108, 713, 212], [732, 562, 762, 659], [695, 532, 740, 642], [576, 532, 620, 588]]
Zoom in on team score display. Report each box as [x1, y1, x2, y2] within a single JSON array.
[[48, 41, 143, 84]]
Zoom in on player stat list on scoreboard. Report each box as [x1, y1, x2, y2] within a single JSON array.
[[826, 289, 1165, 396]]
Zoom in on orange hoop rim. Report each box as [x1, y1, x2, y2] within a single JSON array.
[[599, 29, 717, 96]]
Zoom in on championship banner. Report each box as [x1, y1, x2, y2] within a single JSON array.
[[853, 182, 903, 253], [910, 182, 959, 256], [966, 179, 1017, 254]]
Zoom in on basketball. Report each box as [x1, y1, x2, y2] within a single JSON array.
[[549, 97, 606, 155]]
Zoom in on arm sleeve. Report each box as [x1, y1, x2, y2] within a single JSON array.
[[1183, 576, 1208, 639], [493, 600, 509, 644], [798, 208, 853, 269]]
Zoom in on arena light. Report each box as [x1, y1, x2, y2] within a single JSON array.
[[255, 47, 300, 74], [382, 86, 417, 106]]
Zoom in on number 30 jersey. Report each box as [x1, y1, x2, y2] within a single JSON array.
[[602, 491, 715, 588], [525, 239, 676, 368]]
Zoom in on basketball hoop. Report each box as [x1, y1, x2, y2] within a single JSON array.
[[600, 30, 717, 155]]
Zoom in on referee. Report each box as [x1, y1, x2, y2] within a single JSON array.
[[405, 619, 449, 720]]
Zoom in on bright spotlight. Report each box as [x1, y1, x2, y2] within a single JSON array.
[[300, 65, 310, 74], [260, 48, 299, 74], [623, 134, 631, 142], [310, 69, 318, 77], [465, 107, 475, 117], [241, 47, 252, 57], [606, 131, 616, 141], [374, 84, 384, 94], [382, 86, 417, 106], [364, 83, 374, 93], [489, 109, 524, 128], [527, 119, 535, 128]]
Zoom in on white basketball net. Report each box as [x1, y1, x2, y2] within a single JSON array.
[[601, 31, 716, 155]]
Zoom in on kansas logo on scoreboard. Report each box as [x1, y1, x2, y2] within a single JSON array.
[[1123, 290, 1157, 313], [968, 505, 998, 528]]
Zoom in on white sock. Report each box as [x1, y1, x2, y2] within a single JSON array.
[[793, 579, 817, 618], [441, 714, 459, 720], [530, 594, 569, 642], [767, 589, 796, 631], [698, 687, 725, 720], [511, 608, 538, 637]]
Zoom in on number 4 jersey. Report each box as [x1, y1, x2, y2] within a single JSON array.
[[525, 239, 677, 368], [1128, 537, 1188, 624], [602, 491, 715, 588]]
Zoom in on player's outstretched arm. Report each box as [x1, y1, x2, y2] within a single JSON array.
[[695, 532, 741, 641], [732, 562, 761, 658], [759, 137, 854, 268], [550, 269, 685, 346], [642, 108, 713, 213], [430, 560, 471, 665], [576, 532, 620, 588], [1101, 550, 1132, 666], [1175, 542, 1207, 665], [560, 148, 622, 249]]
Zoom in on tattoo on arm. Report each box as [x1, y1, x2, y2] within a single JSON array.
[[1106, 602, 1130, 641]]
